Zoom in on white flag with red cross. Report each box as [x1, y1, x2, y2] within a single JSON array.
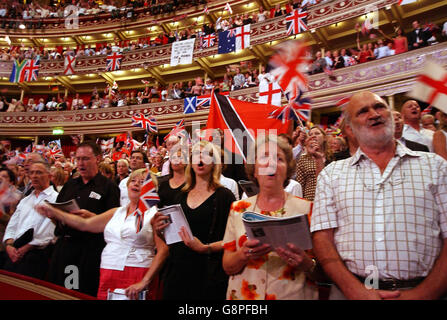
[[258, 81, 282, 106], [408, 60, 447, 114], [64, 55, 76, 75]]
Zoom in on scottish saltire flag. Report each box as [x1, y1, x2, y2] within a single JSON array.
[[218, 29, 236, 54], [24, 59, 40, 82], [132, 113, 158, 133], [134, 172, 159, 233], [9, 59, 28, 83], [184, 96, 197, 114]]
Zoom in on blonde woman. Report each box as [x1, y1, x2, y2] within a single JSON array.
[[152, 140, 236, 300], [36, 169, 168, 300]]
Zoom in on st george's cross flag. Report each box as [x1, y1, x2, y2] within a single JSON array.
[[132, 113, 158, 133], [286, 9, 308, 36], [64, 55, 76, 75], [134, 171, 159, 233], [258, 81, 282, 106], [408, 60, 447, 114], [206, 92, 289, 161], [235, 24, 250, 51], [224, 2, 233, 14], [106, 52, 123, 71], [100, 138, 115, 152]]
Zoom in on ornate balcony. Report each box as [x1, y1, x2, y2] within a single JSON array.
[[1, 42, 446, 137]]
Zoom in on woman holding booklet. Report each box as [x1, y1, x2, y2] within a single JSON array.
[[221, 134, 321, 300], [36, 168, 168, 300], [152, 140, 235, 300]]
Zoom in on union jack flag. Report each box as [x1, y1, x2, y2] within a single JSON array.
[[421, 105, 433, 115], [134, 172, 160, 233], [290, 90, 312, 122], [202, 33, 216, 48], [269, 105, 301, 124], [269, 40, 311, 97], [164, 119, 188, 141], [24, 59, 40, 82], [285, 9, 308, 36], [106, 52, 123, 72], [132, 113, 158, 133]]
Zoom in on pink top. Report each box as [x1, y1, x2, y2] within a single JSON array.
[[394, 36, 408, 55]]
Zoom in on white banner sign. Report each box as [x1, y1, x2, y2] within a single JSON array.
[[170, 38, 195, 67]]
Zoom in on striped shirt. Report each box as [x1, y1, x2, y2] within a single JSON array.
[[311, 141, 447, 280]]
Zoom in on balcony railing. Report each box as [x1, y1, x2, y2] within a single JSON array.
[[1, 41, 446, 136], [0, 0, 399, 78]]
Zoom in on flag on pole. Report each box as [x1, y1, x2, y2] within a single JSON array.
[[132, 113, 158, 133], [224, 2, 233, 14], [206, 92, 289, 161], [269, 40, 311, 97], [408, 60, 447, 114], [164, 119, 188, 141], [134, 172, 159, 233], [100, 138, 115, 152]]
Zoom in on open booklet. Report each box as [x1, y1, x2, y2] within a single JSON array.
[[242, 211, 312, 250], [158, 204, 193, 245], [44, 199, 80, 213], [107, 288, 147, 300]]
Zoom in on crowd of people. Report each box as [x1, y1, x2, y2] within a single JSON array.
[[0, 91, 446, 300], [0, 0, 207, 29], [0, 62, 265, 111], [309, 19, 446, 75], [0, 0, 333, 63]]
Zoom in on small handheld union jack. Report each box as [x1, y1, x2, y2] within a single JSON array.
[[132, 113, 158, 133], [134, 172, 160, 233]]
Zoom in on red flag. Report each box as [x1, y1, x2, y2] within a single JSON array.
[[206, 93, 289, 161]]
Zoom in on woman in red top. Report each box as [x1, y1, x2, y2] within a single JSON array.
[[356, 33, 373, 63], [378, 26, 408, 55]]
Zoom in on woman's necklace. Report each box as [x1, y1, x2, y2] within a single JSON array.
[[254, 192, 286, 217]]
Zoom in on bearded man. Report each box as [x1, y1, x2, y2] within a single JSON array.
[[310, 91, 447, 300]]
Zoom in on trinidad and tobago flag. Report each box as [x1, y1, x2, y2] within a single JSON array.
[[206, 93, 289, 161]]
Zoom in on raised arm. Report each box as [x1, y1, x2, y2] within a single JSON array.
[[35, 204, 117, 233]]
